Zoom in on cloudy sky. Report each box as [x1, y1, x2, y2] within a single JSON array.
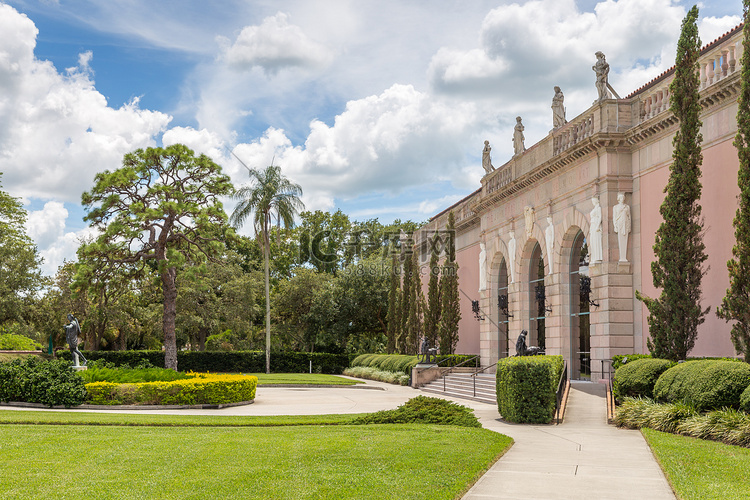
[[0, 0, 742, 275]]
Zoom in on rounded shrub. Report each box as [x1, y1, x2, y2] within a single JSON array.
[[654, 359, 750, 411], [613, 358, 674, 400], [741, 384, 750, 413], [0, 356, 87, 407]]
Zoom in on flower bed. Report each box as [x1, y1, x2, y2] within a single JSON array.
[[85, 373, 257, 406]]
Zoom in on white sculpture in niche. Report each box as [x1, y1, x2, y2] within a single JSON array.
[[589, 196, 603, 263], [545, 216, 554, 275], [524, 206, 535, 240], [613, 192, 632, 262], [508, 230, 517, 283], [552, 86, 567, 129], [513, 116, 525, 156], [478, 241, 487, 292], [482, 141, 494, 174]]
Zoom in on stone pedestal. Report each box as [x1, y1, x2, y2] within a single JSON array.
[[411, 364, 440, 388]]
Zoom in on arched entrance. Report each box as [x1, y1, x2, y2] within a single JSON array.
[[497, 258, 510, 358], [568, 230, 590, 379], [528, 243, 546, 350]]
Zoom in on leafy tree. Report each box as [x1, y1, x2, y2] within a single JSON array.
[[80, 144, 234, 369], [298, 210, 352, 274], [231, 164, 304, 373], [334, 254, 391, 353], [636, 6, 708, 361], [439, 211, 461, 354], [0, 174, 45, 324], [424, 233, 441, 349], [273, 268, 335, 352], [718, 1, 750, 362]]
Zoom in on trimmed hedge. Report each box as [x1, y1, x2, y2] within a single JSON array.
[[350, 353, 478, 375], [496, 355, 564, 424], [654, 360, 750, 411], [0, 357, 87, 407], [85, 373, 258, 405], [351, 354, 419, 374], [613, 358, 675, 400], [612, 354, 652, 371], [58, 350, 351, 374]]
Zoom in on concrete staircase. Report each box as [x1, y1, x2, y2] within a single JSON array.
[[420, 372, 496, 405]]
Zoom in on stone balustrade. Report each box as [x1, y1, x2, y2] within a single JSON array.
[[700, 35, 741, 90], [637, 29, 742, 124], [552, 112, 595, 156]]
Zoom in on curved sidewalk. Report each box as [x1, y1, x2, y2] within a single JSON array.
[[461, 380, 675, 500]]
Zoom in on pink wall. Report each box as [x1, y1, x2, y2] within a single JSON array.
[[638, 137, 740, 357], [455, 243, 481, 355]]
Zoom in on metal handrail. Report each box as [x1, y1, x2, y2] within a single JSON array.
[[440, 355, 481, 391], [414, 354, 480, 374], [468, 360, 501, 397], [554, 361, 568, 424]]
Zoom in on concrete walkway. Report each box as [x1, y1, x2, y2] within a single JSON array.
[[0, 378, 675, 499], [461, 380, 675, 500]]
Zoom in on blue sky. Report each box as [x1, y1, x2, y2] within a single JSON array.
[[0, 0, 742, 275]]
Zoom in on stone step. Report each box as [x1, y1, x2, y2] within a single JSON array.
[[421, 373, 497, 405]]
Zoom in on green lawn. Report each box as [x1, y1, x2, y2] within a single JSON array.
[[251, 373, 361, 385], [0, 413, 512, 500], [642, 428, 750, 500]]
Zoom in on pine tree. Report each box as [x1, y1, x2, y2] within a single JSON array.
[[439, 211, 461, 354], [717, 1, 750, 362], [635, 6, 709, 361], [424, 233, 442, 349], [385, 254, 399, 354]]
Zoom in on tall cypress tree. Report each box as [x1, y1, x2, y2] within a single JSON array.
[[424, 233, 441, 349], [439, 211, 461, 354], [636, 5, 709, 361], [399, 240, 413, 354], [386, 254, 400, 354], [405, 249, 421, 354], [717, 1, 750, 362]]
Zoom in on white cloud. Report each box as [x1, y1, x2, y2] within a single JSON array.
[[24, 201, 96, 275], [220, 12, 333, 75], [0, 4, 172, 203], [230, 84, 489, 213]]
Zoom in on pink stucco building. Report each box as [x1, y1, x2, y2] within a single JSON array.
[[415, 24, 744, 381]]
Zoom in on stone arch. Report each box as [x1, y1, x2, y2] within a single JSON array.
[[558, 210, 590, 379]]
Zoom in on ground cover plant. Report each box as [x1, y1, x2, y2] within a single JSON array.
[[353, 396, 481, 427], [642, 427, 750, 499], [615, 397, 750, 447], [343, 365, 410, 385], [0, 405, 513, 500]]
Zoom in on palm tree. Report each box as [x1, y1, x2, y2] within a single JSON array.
[[230, 164, 304, 373]]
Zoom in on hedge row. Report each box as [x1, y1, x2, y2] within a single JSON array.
[[58, 350, 352, 374], [654, 360, 750, 412], [0, 356, 87, 407], [350, 353, 478, 375], [85, 373, 258, 405], [496, 355, 564, 424], [613, 358, 675, 400]]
